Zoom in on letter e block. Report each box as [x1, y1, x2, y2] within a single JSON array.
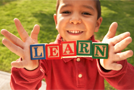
[[77, 40, 92, 56], [45, 44, 61, 59], [61, 41, 76, 58], [30, 44, 46, 60], [92, 43, 108, 59]]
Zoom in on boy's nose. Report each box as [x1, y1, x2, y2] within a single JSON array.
[[70, 14, 81, 24]]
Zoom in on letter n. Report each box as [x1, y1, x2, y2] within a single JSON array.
[[92, 43, 108, 59]]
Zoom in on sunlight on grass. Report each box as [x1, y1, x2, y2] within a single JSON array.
[[101, 6, 117, 17]]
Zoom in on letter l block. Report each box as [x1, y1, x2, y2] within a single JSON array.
[[30, 44, 46, 60]]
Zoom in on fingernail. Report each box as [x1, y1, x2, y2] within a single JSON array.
[[1, 29, 5, 34], [14, 18, 18, 20], [35, 24, 38, 26], [1, 29, 5, 31]]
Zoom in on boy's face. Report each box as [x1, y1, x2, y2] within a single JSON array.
[[54, 0, 102, 41]]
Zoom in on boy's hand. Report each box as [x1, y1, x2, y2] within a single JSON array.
[[100, 22, 133, 71], [1, 18, 40, 70]]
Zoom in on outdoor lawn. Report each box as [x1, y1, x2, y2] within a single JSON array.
[[0, 0, 134, 89]]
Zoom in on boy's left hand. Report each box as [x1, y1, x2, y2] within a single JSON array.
[[100, 22, 133, 71]]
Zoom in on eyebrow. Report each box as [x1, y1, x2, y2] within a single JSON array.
[[60, 4, 95, 11], [82, 5, 95, 11]]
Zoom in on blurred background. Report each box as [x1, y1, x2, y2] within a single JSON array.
[[0, 0, 134, 89]]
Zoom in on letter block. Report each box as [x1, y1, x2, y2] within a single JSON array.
[[92, 43, 108, 59], [30, 44, 46, 60], [45, 44, 61, 59], [61, 41, 76, 58], [77, 40, 92, 56]]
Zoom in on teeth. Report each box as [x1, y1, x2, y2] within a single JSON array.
[[68, 31, 82, 34]]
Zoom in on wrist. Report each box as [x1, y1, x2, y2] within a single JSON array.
[[20, 58, 39, 71], [99, 59, 111, 72]]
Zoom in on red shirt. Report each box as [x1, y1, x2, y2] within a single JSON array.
[[10, 35, 134, 90]]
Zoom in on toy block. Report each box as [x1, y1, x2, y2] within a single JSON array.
[[45, 44, 61, 59], [92, 43, 108, 59], [30, 44, 46, 60], [61, 41, 76, 58], [77, 40, 92, 56]]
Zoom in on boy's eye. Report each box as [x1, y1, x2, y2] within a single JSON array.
[[62, 11, 71, 14], [82, 12, 91, 15]]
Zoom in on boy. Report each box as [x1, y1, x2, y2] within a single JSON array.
[[1, 0, 134, 89]]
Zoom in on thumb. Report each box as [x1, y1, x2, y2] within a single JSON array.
[[30, 24, 40, 43], [110, 63, 122, 71], [104, 22, 118, 39], [11, 61, 24, 68]]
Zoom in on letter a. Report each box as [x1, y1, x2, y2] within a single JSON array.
[[63, 44, 74, 54], [61, 41, 76, 57]]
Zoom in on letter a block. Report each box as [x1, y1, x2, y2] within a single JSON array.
[[61, 41, 76, 58], [30, 44, 46, 60], [92, 43, 108, 59], [77, 40, 92, 56], [45, 44, 61, 59]]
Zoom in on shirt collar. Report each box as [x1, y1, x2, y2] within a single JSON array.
[[53, 34, 98, 44], [52, 34, 98, 63]]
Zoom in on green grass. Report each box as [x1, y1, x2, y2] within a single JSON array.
[[0, 0, 134, 89]]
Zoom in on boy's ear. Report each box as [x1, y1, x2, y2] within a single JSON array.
[[54, 14, 57, 25], [95, 17, 103, 32]]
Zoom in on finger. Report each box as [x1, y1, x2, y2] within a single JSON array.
[[14, 18, 29, 42], [114, 50, 133, 61], [104, 22, 118, 39], [2, 38, 24, 57], [110, 63, 122, 71], [30, 24, 40, 43], [11, 61, 24, 68], [114, 36, 132, 52], [1, 29, 24, 48], [111, 32, 130, 45]]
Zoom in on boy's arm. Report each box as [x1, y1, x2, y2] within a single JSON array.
[[10, 58, 45, 90], [97, 59, 134, 89], [98, 22, 134, 89]]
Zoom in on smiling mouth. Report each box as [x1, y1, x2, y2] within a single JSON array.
[[67, 30, 83, 34]]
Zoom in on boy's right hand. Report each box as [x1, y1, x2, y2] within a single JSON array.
[[1, 18, 40, 70]]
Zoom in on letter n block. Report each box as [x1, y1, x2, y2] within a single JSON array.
[[61, 41, 76, 58], [92, 43, 108, 59], [45, 44, 61, 59], [30, 44, 46, 60], [77, 40, 92, 56]]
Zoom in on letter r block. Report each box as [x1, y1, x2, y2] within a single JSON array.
[[30, 44, 46, 60], [92, 43, 108, 59], [77, 40, 92, 56], [61, 41, 76, 58], [45, 44, 61, 59]]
